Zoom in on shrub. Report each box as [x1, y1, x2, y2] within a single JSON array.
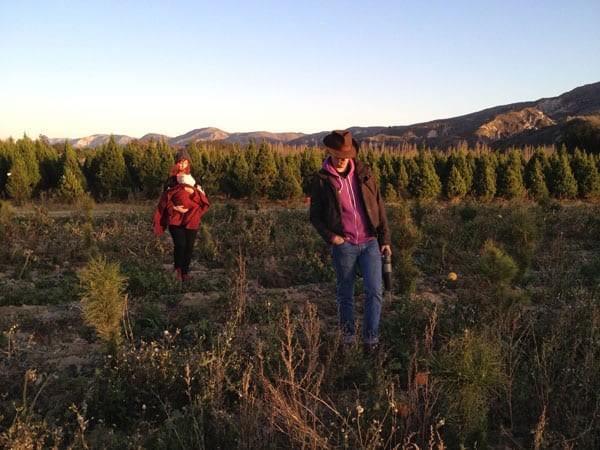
[[431, 330, 506, 448], [79, 255, 128, 350], [476, 240, 518, 288]]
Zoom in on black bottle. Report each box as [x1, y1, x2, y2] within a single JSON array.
[[382, 253, 393, 291]]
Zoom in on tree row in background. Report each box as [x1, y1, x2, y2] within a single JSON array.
[[1, 134, 599, 204]]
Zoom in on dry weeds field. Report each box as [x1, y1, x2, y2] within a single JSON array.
[[1, 198, 600, 449]]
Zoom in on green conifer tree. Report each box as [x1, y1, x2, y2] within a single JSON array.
[[58, 166, 85, 202], [221, 147, 251, 198], [496, 151, 525, 200], [58, 140, 86, 202], [92, 135, 127, 200], [364, 150, 381, 185], [446, 165, 468, 200], [446, 150, 473, 194], [547, 148, 578, 199], [15, 135, 41, 197], [186, 141, 202, 171], [138, 142, 164, 198], [299, 147, 324, 195], [158, 140, 176, 179], [199, 144, 227, 194], [270, 154, 303, 200], [0, 140, 13, 195], [472, 154, 497, 201], [378, 151, 395, 191], [571, 148, 600, 199], [525, 157, 549, 200], [35, 138, 60, 193], [122, 140, 144, 194], [395, 157, 410, 199], [6, 154, 32, 204], [409, 150, 441, 200], [524, 149, 549, 199], [250, 141, 278, 198]]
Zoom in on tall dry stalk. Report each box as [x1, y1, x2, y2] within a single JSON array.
[[533, 405, 547, 450], [260, 302, 332, 449], [408, 304, 440, 443]]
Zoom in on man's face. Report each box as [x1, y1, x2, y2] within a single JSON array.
[[331, 155, 350, 173]]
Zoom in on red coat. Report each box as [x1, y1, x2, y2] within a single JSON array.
[[153, 184, 210, 235]]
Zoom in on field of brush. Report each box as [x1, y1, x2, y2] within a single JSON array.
[[1, 197, 600, 449]]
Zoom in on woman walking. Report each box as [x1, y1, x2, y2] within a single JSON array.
[[154, 149, 210, 281]]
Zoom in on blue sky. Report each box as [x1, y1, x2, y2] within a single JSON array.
[[1, 0, 599, 139]]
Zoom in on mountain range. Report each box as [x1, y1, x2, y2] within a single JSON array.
[[50, 81, 600, 151]]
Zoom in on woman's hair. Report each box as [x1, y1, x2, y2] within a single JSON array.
[[169, 159, 191, 176]]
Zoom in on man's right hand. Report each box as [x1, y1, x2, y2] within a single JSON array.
[[331, 235, 346, 245]]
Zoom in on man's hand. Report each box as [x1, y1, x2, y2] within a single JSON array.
[[331, 235, 346, 245]]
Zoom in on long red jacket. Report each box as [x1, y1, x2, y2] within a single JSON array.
[[153, 184, 210, 235]]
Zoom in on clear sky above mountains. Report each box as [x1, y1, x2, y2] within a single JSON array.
[[1, 0, 599, 140]]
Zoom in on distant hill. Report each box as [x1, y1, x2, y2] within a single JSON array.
[[48, 81, 600, 151]]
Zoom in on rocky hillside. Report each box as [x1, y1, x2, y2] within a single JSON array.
[[350, 81, 600, 150], [49, 81, 600, 151]]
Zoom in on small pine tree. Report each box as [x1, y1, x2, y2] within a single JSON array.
[[250, 141, 278, 198], [139, 141, 169, 198], [299, 147, 324, 195], [383, 182, 398, 202], [524, 150, 549, 199], [445, 165, 468, 200], [35, 138, 60, 192], [221, 147, 251, 198], [571, 148, 600, 199], [496, 151, 525, 200], [92, 135, 127, 200], [409, 150, 442, 200], [79, 256, 128, 351], [378, 152, 395, 190], [395, 158, 410, 199], [476, 239, 518, 287], [446, 150, 473, 194], [472, 154, 497, 201], [58, 141, 86, 202], [6, 155, 32, 204], [58, 166, 85, 202], [16, 135, 41, 195], [270, 155, 303, 200], [547, 149, 578, 199]]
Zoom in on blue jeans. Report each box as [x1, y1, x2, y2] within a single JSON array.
[[331, 239, 382, 345]]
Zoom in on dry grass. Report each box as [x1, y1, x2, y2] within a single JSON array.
[[2, 199, 600, 448]]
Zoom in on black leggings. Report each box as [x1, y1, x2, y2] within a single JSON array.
[[168, 225, 198, 275]]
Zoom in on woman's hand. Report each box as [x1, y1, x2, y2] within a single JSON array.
[[381, 245, 392, 256], [173, 205, 189, 214]]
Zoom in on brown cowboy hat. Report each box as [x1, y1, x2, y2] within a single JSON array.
[[323, 130, 358, 158]]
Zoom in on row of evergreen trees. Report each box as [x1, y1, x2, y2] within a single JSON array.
[[0, 134, 598, 204]]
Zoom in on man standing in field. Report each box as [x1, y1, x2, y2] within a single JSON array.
[[309, 130, 392, 352]]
